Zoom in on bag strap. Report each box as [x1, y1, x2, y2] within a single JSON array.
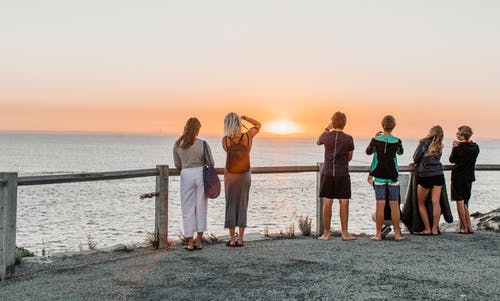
[[202, 141, 213, 166]]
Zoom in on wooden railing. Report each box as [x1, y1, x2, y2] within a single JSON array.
[[1, 164, 499, 280]]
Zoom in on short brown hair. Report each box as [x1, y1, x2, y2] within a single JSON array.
[[458, 125, 473, 140], [381, 115, 396, 131], [331, 112, 347, 129]]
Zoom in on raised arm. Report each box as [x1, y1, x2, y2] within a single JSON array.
[[449, 144, 457, 163], [242, 115, 261, 137], [397, 139, 404, 155], [317, 122, 333, 145], [365, 139, 375, 155]]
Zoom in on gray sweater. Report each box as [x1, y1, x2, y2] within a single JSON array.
[[412, 138, 443, 177], [173, 138, 215, 170]]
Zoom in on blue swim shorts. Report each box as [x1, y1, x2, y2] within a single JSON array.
[[373, 183, 400, 201]]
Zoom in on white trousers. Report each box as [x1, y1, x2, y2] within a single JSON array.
[[180, 167, 208, 237]]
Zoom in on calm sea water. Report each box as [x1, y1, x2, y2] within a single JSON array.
[[1, 133, 499, 253]]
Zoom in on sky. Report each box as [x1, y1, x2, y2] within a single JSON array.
[[1, 0, 499, 138]]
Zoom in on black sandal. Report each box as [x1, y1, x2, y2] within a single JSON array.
[[226, 241, 236, 247]]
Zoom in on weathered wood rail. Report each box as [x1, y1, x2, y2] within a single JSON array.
[[1, 164, 499, 280]]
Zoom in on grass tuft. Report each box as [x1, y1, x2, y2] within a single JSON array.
[[15, 246, 35, 265], [298, 215, 312, 236]]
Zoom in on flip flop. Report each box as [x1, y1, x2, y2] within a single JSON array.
[[235, 241, 244, 247], [194, 245, 203, 250], [415, 232, 432, 236], [185, 246, 195, 251], [225, 241, 236, 248]]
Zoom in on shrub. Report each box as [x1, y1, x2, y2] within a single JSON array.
[[15, 246, 34, 265], [87, 233, 97, 250], [298, 215, 312, 236]]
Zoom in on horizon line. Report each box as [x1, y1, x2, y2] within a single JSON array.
[[1, 129, 499, 141]]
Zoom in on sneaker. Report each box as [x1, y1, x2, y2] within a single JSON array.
[[381, 225, 392, 239]]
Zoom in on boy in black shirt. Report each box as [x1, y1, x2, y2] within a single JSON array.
[[450, 126, 480, 234]]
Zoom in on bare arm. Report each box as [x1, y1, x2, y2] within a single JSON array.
[[242, 115, 261, 137], [317, 122, 333, 145]]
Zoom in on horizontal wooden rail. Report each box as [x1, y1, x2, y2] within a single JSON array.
[[1, 163, 499, 280], [17, 169, 159, 186], [5, 164, 498, 186]]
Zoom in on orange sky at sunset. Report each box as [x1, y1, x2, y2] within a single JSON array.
[[1, 1, 499, 139]]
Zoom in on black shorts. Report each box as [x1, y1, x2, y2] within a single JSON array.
[[418, 174, 445, 189], [451, 179, 473, 205], [319, 174, 351, 199]]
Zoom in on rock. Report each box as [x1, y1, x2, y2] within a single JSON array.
[[476, 208, 500, 232]]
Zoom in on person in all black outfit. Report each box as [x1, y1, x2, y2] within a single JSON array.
[[450, 125, 480, 234]]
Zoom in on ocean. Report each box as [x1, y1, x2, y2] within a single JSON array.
[[1, 133, 499, 253]]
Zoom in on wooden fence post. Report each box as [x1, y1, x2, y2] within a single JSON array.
[[316, 163, 324, 236], [0, 173, 18, 280], [155, 165, 169, 249], [399, 173, 410, 204]]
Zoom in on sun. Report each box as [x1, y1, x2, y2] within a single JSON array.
[[265, 119, 301, 135]]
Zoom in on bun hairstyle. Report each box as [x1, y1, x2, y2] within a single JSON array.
[[425, 125, 444, 157], [224, 112, 242, 137], [175, 117, 201, 149]]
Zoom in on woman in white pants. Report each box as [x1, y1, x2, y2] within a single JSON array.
[[173, 117, 215, 251]]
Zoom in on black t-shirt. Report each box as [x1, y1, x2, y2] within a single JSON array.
[[449, 141, 480, 182], [318, 130, 354, 176]]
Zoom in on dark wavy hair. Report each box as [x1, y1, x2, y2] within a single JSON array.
[[175, 117, 201, 149]]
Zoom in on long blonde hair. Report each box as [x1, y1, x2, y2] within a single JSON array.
[[224, 112, 241, 137], [425, 125, 444, 157], [175, 117, 201, 149]]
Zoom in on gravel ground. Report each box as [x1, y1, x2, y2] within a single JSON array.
[[1, 232, 499, 301]]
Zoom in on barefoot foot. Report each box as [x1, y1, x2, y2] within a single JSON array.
[[317, 235, 331, 240], [371, 235, 382, 241], [342, 235, 357, 241]]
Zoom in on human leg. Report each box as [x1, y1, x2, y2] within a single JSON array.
[[194, 168, 207, 249], [371, 201, 385, 241], [318, 198, 333, 240], [389, 201, 404, 240], [416, 185, 432, 234], [180, 169, 197, 249], [224, 172, 238, 246], [226, 228, 236, 247], [456, 200, 467, 233], [235, 173, 250, 245], [458, 200, 474, 234], [464, 204, 473, 233], [339, 199, 356, 240], [195, 232, 203, 249], [237, 227, 245, 246], [430, 185, 442, 235]]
